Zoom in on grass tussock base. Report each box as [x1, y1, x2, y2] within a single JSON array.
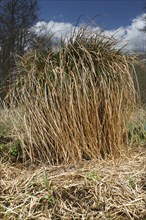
[[0, 147, 146, 220], [6, 29, 136, 164]]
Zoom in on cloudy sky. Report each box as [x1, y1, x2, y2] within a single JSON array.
[[36, 0, 146, 52]]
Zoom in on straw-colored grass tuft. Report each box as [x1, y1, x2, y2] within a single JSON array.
[[6, 29, 136, 164]]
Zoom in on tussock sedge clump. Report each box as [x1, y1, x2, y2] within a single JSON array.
[[6, 29, 136, 164]]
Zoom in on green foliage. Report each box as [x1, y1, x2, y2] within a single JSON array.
[[86, 171, 100, 182], [0, 122, 21, 161], [0, 122, 13, 161], [43, 169, 56, 206], [43, 194, 56, 206], [128, 114, 146, 146], [43, 169, 52, 192], [129, 177, 136, 190], [10, 139, 21, 157]]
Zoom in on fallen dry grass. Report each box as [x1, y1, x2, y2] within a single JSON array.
[[0, 147, 146, 220]]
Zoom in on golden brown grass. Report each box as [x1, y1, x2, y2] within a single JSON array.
[[0, 147, 146, 220], [0, 24, 146, 220], [5, 29, 136, 164]]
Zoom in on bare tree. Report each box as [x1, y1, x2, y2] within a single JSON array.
[[29, 24, 53, 51], [0, 0, 38, 86]]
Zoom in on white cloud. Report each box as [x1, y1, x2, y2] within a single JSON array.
[[105, 14, 146, 52], [32, 13, 146, 52], [32, 21, 77, 40], [124, 14, 146, 51]]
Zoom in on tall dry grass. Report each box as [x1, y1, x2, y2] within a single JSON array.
[[6, 29, 136, 164]]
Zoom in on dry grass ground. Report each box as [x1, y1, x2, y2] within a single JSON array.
[[0, 28, 146, 220], [0, 147, 146, 220]]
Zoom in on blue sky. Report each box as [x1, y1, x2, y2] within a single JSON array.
[[39, 0, 145, 30], [34, 0, 146, 52]]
